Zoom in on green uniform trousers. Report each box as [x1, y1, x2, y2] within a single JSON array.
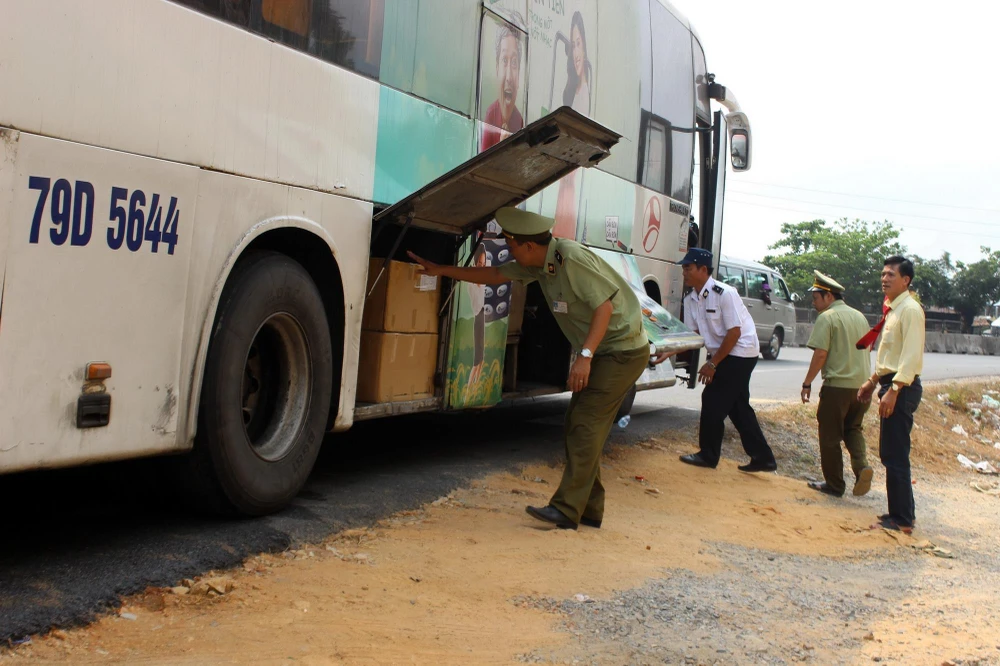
[[550, 346, 649, 524], [817, 385, 870, 494]]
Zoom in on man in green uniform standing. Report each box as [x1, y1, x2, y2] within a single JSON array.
[[408, 207, 649, 530], [800, 271, 875, 497]]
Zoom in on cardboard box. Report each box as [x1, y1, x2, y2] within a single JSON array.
[[363, 259, 441, 333], [356, 331, 439, 403]]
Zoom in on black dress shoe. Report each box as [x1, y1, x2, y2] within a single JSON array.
[[738, 460, 778, 473], [679, 453, 716, 468], [580, 516, 602, 529], [525, 505, 577, 530]]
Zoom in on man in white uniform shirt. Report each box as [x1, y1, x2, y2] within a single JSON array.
[[656, 249, 778, 472]]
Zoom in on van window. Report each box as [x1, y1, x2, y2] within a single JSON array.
[[718, 265, 746, 296], [746, 270, 769, 298], [774, 277, 791, 301]]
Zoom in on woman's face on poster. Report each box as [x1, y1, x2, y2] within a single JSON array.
[[571, 24, 585, 80]]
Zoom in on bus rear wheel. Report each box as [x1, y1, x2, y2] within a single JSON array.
[[189, 251, 333, 516]]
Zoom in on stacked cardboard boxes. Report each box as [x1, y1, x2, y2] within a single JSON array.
[[357, 259, 441, 404]]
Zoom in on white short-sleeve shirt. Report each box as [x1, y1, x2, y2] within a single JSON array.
[[683, 277, 760, 358]]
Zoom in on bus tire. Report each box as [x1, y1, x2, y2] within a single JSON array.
[[188, 251, 333, 516]]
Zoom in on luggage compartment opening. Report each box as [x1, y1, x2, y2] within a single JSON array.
[[508, 282, 571, 393]]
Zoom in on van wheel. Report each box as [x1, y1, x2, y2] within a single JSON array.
[[187, 251, 333, 516], [762, 330, 783, 360]]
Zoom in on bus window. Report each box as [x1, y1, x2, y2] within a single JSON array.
[[263, 0, 310, 36], [693, 37, 711, 124], [379, 0, 479, 117], [642, 118, 668, 193], [310, 0, 386, 79], [650, 2, 694, 203]]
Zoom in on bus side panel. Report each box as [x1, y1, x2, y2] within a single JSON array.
[[177, 170, 372, 441], [0, 129, 16, 322], [0, 133, 199, 473], [0, 0, 378, 202], [635, 255, 685, 320]]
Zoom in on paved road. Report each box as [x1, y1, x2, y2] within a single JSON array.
[[3, 347, 1000, 641], [633, 346, 1000, 413]]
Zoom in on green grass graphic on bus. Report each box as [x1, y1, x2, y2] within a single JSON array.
[[445, 232, 514, 409]]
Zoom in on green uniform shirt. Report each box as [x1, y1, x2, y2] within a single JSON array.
[[499, 239, 647, 355], [806, 300, 872, 389]]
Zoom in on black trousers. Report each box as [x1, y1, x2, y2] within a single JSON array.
[[878, 375, 922, 527], [698, 355, 775, 466]]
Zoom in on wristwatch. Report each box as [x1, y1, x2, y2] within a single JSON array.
[[802, 383, 811, 389], [580, 348, 593, 359], [706, 360, 717, 370], [891, 383, 901, 391]]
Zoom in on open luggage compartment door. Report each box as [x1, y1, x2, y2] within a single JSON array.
[[372, 106, 620, 235], [358, 107, 620, 419]]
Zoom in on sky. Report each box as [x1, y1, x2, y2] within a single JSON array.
[[673, 0, 1000, 266]]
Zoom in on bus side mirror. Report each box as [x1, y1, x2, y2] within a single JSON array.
[[731, 131, 750, 171], [791, 292, 801, 303], [725, 111, 752, 171]]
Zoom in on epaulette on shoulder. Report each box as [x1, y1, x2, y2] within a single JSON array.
[[712, 284, 724, 294]]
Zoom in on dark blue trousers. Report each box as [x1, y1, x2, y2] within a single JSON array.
[[878, 375, 922, 528]]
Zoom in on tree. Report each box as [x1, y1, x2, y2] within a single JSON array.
[[911, 253, 955, 307], [763, 218, 906, 312], [950, 248, 1000, 332]]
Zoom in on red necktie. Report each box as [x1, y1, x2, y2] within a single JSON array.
[[856, 301, 890, 350]]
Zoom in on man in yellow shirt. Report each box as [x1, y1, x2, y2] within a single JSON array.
[[857, 256, 924, 534]]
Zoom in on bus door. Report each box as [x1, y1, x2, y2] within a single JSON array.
[[0, 131, 198, 473]]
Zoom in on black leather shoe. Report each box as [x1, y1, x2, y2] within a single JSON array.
[[679, 453, 716, 468], [580, 516, 602, 529], [738, 460, 778, 473], [525, 505, 578, 530]]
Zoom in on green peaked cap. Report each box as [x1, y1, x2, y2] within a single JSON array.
[[495, 207, 555, 236], [807, 270, 846, 294]]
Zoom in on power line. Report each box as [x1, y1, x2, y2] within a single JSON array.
[[724, 197, 1000, 241], [727, 189, 999, 227], [732, 179, 1000, 214]]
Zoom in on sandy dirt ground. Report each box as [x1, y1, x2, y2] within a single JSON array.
[[4, 380, 1000, 665]]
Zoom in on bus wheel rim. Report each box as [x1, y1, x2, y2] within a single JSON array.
[[240, 312, 311, 462]]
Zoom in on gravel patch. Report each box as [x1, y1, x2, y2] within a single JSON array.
[[513, 542, 1000, 666]]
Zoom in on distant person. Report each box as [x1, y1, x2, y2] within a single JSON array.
[[481, 19, 524, 152], [857, 256, 925, 534], [653, 248, 778, 473], [800, 271, 874, 498]]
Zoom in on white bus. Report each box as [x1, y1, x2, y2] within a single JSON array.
[[0, 0, 752, 515]]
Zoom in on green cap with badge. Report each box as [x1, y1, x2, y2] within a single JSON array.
[[807, 270, 845, 294], [495, 207, 555, 238]]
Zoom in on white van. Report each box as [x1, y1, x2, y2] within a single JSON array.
[[716, 255, 798, 360]]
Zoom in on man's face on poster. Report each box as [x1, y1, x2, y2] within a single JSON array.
[[496, 33, 520, 122]]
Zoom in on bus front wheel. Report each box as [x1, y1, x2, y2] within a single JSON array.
[[189, 251, 333, 516]]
